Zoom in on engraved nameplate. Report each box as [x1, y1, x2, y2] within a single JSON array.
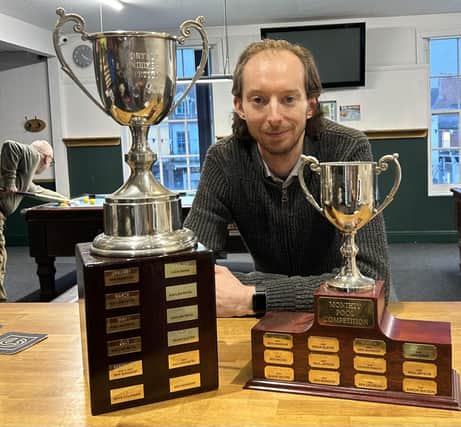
[[403, 378, 437, 395], [353, 356, 386, 373], [104, 267, 139, 286], [264, 365, 294, 381], [107, 336, 142, 357], [353, 338, 386, 356], [317, 297, 375, 328], [403, 343, 437, 360], [166, 283, 197, 302], [263, 333, 293, 349], [105, 290, 140, 309], [308, 369, 340, 386], [308, 336, 339, 353], [166, 305, 199, 324], [106, 313, 141, 334], [167, 327, 199, 347], [264, 349, 293, 365], [129, 51, 160, 79], [354, 373, 387, 390], [165, 260, 197, 279], [109, 360, 143, 381], [308, 353, 340, 369], [168, 350, 200, 369], [169, 373, 201, 392], [402, 361, 437, 378], [110, 384, 144, 405]]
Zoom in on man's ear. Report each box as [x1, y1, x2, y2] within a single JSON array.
[[307, 97, 318, 119], [233, 96, 246, 120]]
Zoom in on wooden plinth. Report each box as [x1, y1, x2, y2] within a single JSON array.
[[246, 281, 461, 410], [76, 242, 218, 415]]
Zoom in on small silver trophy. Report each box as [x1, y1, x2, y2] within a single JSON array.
[[53, 8, 208, 257], [298, 154, 401, 292]]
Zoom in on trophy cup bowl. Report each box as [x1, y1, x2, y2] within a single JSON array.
[[53, 8, 209, 257], [298, 154, 401, 292]]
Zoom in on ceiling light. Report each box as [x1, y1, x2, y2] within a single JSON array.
[[99, 0, 124, 12]]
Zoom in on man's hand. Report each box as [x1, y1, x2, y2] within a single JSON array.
[[1, 185, 18, 193], [214, 265, 255, 317]]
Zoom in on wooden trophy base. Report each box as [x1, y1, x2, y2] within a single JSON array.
[[246, 281, 461, 410], [76, 242, 218, 415]]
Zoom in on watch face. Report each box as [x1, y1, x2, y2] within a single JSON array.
[[72, 44, 93, 68]]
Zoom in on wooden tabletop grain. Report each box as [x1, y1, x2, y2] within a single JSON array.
[[1, 302, 461, 426]]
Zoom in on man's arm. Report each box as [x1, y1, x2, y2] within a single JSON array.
[[0, 140, 30, 191], [27, 182, 70, 201]]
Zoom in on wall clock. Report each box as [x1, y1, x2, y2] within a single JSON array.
[[72, 44, 93, 68]]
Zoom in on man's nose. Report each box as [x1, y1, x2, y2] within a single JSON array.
[[267, 99, 283, 125]]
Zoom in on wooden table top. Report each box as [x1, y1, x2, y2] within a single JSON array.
[[1, 302, 461, 426]]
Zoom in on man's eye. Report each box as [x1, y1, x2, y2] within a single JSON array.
[[251, 97, 265, 104], [284, 96, 296, 104]]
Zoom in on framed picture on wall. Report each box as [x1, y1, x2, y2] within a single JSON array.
[[320, 100, 337, 121]]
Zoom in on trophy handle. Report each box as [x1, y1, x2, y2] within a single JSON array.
[[53, 8, 107, 115], [298, 155, 324, 215], [372, 153, 402, 219], [170, 16, 209, 113]]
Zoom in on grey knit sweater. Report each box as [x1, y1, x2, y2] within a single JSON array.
[[184, 119, 390, 312]]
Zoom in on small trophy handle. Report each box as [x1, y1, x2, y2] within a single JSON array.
[[170, 16, 209, 113], [53, 8, 107, 115], [298, 155, 324, 215], [372, 153, 402, 220]]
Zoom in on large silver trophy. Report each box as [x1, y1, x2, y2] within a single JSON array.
[[53, 8, 208, 257], [298, 154, 401, 292]]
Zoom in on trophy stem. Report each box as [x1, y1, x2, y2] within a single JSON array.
[[326, 231, 375, 293]]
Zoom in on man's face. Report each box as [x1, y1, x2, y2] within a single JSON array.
[[35, 154, 53, 175], [233, 49, 315, 160]]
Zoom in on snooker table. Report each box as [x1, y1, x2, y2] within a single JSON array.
[[22, 194, 245, 300]]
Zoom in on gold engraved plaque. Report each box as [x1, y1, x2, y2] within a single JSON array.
[[308, 353, 340, 369], [105, 290, 140, 309], [165, 260, 197, 279], [263, 333, 293, 349], [106, 313, 140, 334], [354, 373, 387, 390], [353, 356, 386, 373], [109, 360, 143, 381], [169, 372, 201, 392], [403, 361, 437, 378], [110, 384, 144, 405], [264, 349, 293, 365], [166, 282, 197, 302], [308, 336, 339, 353], [403, 343, 437, 360], [166, 305, 199, 324], [308, 369, 340, 386], [167, 327, 199, 347], [168, 350, 200, 369], [353, 338, 386, 356], [107, 336, 142, 357], [264, 365, 294, 381], [403, 378, 437, 395], [317, 297, 375, 328], [104, 267, 139, 286]]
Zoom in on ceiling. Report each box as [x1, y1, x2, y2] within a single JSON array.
[[1, 0, 461, 33]]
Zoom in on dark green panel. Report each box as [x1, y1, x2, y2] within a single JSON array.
[[67, 145, 124, 197], [6, 181, 56, 246], [370, 137, 456, 243]]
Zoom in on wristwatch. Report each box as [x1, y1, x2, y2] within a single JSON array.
[[252, 287, 266, 317]]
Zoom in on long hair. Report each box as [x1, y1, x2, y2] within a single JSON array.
[[231, 39, 323, 142]]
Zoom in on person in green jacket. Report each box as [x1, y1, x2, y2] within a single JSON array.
[[0, 139, 69, 301], [184, 39, 390, 317]]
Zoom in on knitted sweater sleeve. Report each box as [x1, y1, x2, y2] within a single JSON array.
[[235, 132, 390, 312]]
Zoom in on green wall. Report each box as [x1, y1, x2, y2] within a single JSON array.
[[67, 144, 124, 197], [370, 137, 456, 243]]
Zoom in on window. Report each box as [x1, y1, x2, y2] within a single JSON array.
[[148, 48, 214, 192], [428, 37, 461, 194]]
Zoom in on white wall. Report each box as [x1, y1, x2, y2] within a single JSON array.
[[1, 11, 461, 192]]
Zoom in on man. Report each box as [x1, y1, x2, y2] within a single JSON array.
[[184, 39, 390, 317], [0, 139, 69, 301]]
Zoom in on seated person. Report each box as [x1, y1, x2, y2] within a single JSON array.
[[184, 39, 390, 317]]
